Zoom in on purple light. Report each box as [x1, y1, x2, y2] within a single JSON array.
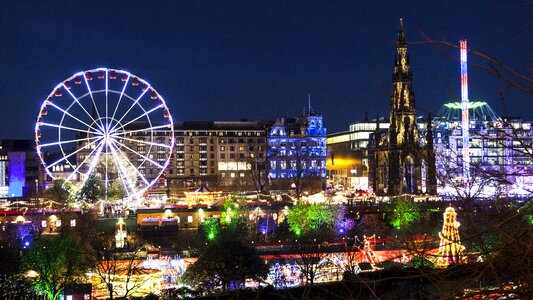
[[8, 152, 25, 197]]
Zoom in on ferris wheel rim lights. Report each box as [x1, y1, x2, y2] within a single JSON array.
[[34, 67, 175, 200]]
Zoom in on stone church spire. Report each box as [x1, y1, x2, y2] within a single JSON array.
[[390, 18, 417, 146]]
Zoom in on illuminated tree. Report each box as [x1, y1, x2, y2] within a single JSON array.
[[44, 178, 74, 207], [220, 195, 248, 234], [22, 234, 90, 300], [286, 204, 336, 236], [335, 205, 356, 235], [201, 218, 221, 241], [76, 173, 103, 203], [388, 197, 422, 230], [107, 180, 126, 201]]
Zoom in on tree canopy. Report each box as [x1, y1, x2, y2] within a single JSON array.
[[22, 234, 90, 300], [182, 230, 267, 291], [76, 173, 103, 203], [44, 179, 73, 207], [286, 203, 337, 236], [388, 198, 423, 230]]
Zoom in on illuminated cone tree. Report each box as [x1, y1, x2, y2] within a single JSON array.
[[436, 207, 465, 267]]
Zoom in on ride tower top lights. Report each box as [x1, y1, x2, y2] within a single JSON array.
[[460, 40, 470, 181]]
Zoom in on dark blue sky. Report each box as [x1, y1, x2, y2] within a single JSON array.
[[0, 0, 530, 138]]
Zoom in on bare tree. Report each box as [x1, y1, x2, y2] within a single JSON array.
[[89, 233, 148, 299]]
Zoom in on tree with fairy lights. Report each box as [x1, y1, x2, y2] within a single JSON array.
[[436, 207, 465, 268]]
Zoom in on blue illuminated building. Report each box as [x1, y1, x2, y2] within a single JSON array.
[[267, 111, 327, 187], [0, 140, 42, 198]]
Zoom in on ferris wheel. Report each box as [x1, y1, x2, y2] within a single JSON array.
[[35, 68, 175, 200]]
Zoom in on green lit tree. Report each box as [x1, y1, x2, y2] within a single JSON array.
[[201, 218, 221, 241], [286, 203, 337, 236], [21, 234, 90, 300], [44, 179, 74, 207], [388, 198, 422, 230], [77, 173, 103, 203], [220, 195, 248, 235]]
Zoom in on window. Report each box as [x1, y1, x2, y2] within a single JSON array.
[[220, 153, 226, 159], [220, 146, 225, 151], [230, 173, 235, 178], [230, 146, 235, 151], [188, 216, 193, 223], [70, 219, 76, 227], [239, 146, 245, 151], [240, 173, 245, 177]]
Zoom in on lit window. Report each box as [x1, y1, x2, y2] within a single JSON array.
[[230, 173, 235, 178], [70, 219, 76, 227], [240, 173, 245, 177], [41, 220, 47, 228], [188, 216, 193, 223]]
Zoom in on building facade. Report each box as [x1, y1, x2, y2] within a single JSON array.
[[267, 112, 327, 192], [168, 121, 272, 194], [326, 116, 390, 190], [368, 20, 437, 196], [434, 102, 533, 197], [0, 140, 42, 198]]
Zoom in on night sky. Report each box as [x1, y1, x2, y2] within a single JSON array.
[[0, 0, 530, 139]]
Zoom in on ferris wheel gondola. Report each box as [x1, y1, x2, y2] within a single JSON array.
[[35, 68, 175, 201]]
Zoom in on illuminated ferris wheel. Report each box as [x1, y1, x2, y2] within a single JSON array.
[[35, 68, 175, 200]]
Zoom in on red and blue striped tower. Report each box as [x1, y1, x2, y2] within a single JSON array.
[[460, 40, 470, 180]]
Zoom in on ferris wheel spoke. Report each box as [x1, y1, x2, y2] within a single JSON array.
[[64, 83, 104, 132], [111, 124, 171, 136], [77, 141, 105, 191], [109, 139, 150, 186], [115, 136, 172, 149], [39, 136, 100, 148], [111, 74, 130, 122], [105, 70, 109, 132], [40, 122, 101, 135], [116, 88, 149, 125], [63, 139, 104, 184], [108, 140, 141, 192], [114, 104, 165, 132], [47, 102, 98, 131], [107, 143, 133, 197], [45, 137, 102, 170], [82, 75, 105, 131], [118, 143, 165, 169]]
